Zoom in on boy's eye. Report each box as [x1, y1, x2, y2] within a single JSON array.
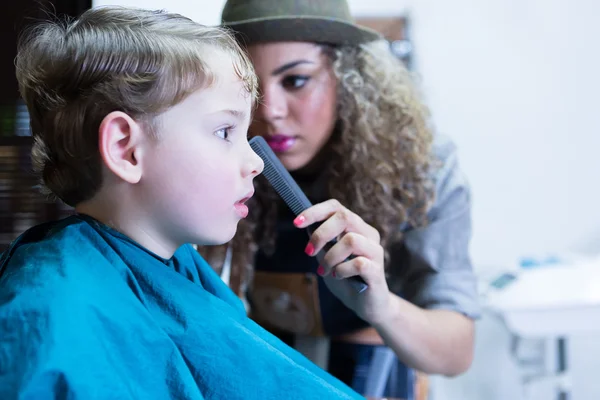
[[215, 127, 231, 140], [282, 75, 309, 90]]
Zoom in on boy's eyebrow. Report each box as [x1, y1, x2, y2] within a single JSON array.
[[224, 109, 247, 120], [271, 60, 314, 76], [207, 109, 247, 121]]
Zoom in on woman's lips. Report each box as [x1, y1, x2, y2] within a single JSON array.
[[265, 135, 297, 153]]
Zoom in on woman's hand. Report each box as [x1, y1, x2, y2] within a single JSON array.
[[294, 199, 476, 376], [293, 199, 392, 325]]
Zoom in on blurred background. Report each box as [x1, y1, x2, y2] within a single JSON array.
[[2, 1, 599, 399]]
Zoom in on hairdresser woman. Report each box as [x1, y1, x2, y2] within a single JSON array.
[[199, 0, 480, 397]]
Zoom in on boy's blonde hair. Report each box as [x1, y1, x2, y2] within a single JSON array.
[[15, 6, 257, 206]]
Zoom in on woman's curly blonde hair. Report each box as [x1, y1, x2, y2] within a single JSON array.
[[199, 40, 437, 296]]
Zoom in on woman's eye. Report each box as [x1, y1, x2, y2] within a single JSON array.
[[282, 75, 309, 90]]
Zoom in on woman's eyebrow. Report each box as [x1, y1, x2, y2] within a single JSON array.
[[271, 60, 314, 76]]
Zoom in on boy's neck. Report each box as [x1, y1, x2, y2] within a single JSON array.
[[76, 191, 179, 259]]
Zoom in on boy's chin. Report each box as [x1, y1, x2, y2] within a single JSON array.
[[201, 229, 237, 246]]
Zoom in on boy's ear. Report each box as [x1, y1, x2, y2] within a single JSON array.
[[98, 111, 145, 184]]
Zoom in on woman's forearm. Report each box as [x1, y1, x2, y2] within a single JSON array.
[[372, 293, 475, 376]]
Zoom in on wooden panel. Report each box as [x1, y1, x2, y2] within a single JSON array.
[[0, 0, 92, 135], [355, 16, 408, 41], [355, 16, 413, 68], [0, 1, 90, 249], [0, 137, 73, 251]]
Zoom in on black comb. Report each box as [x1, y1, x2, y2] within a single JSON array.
[[250, 136, 368, 294]]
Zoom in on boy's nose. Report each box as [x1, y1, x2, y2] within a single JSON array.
[[243, 147, 264, 178]]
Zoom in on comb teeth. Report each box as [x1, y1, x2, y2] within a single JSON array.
[[249, 136, 369, 294], [250, 136, 312, 216]]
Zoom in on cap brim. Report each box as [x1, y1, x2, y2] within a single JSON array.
[[223, 16, 382, 46]]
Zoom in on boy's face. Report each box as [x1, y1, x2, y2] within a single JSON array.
[[139, 50, 263, 248]]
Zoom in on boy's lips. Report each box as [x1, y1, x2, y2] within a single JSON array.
[[234, 190, 254, 218], [265, 134, 297, 153], [234, 203, 249, 218]]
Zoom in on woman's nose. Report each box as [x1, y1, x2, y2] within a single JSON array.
[[257, 86, 287, 122]]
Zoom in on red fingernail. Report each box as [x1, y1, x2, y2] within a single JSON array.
[[304, 242, 315, 256], [332, 270, 336, 278], [294, 215, 305, 227], [317, 266, 325, 276]]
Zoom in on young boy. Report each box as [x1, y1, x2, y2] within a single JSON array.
[[0, 7, 362, 399]]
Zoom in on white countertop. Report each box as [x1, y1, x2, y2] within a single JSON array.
[[483, 258, 600, 337]]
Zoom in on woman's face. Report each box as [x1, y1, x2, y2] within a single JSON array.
[[247, 42, 338, 171]]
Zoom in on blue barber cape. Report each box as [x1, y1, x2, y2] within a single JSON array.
[[0, 215, 361, 399]]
